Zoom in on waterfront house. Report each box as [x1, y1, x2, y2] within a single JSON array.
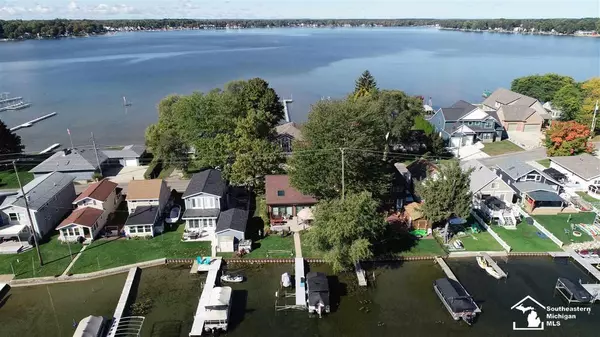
[[275, 122, 303, 153], [429, 100, 504, 147], [461, 160, 517, 227], [181, 169, 227, 240], [101, 145, 146, 167], [125, 179, 170, 214], [548, 154, 600, 198], [123, 205, 161, 237], [481, 88, 549, 132], [215, 208, 249, 253], [389, 163, 412, 210], [0, 172, 75, 240], [265, 175, 317, 225], [29, 148, 110, 181], [494, 160, 575, 214], [543, 102, 563, 120], [57, 179, 121, 242]]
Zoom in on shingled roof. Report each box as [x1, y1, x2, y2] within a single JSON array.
[[265, 175, 317, 206], [73, 179, 118, 203], [182, 169, 226, 199], [56, 207, 104, 230], [30, 148, 108, 173]]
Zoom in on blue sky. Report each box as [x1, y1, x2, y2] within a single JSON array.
[[1, 0, 598, 20]]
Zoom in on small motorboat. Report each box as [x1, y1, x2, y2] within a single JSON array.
[[578, 250, 591, 258], [281, 272, 292, 288], [476, 255, 503, 279], [221, 274, 244, 283], [476, 256, 488, 269], [166, 205, 181, 224], [452, 240, 464, 250]]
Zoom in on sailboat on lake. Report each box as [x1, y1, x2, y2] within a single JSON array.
[[123, 96, 132, 107]]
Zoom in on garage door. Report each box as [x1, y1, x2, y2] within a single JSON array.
[[506, 123, 519, 131], [124, 159, 139, 167], [523, 124, 540, 132]]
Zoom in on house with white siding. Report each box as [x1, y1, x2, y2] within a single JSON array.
[[0, 172, 76, 240], [549, 154, 600, 197], [181, 169, 228, 240], [57, 179, 121, 243]]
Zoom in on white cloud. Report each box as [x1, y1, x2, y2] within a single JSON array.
[[0, 6, 27, 15], [67, 1, 80, 12], [91, 4, 139, 15], [32, 4, 52, 14]]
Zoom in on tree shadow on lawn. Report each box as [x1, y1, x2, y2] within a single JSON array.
[[373, 229, 420, 258]]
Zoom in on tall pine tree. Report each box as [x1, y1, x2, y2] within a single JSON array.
[[0, 119, 24, 155], [354, 70, 378, 98]]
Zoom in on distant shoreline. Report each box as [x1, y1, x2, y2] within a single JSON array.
[[438, 27, 600, 38]]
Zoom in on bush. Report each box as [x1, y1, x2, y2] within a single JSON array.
[[130, 298, 153, 316], [257, 196, 269, 226], [91, 171, 103, 181], [144, 160, 163, 179]]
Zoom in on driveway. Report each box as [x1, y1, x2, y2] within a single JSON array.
[[507, 131, 544, 150]]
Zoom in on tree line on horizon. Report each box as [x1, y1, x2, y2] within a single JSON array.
[[1, 18, 599, 40]]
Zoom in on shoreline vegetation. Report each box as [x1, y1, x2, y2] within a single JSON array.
[[1, 18, 598, 41]]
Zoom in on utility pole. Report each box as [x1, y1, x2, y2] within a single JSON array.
[[67, 128, 74, 149], [341, 148, 345, 201], [91, 132, 103, 176], [13, 161, 43, 266], [591, 100, 598, 138]]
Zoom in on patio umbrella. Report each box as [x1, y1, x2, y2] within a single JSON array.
[[297, 208, 314, 221]]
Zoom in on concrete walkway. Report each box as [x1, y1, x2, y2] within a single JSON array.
[[293, 232, 303, 258], [61, 245, 87, 276]]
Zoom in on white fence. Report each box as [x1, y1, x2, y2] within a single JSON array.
[[471, 211, 512, 252], [515, 208, 564, 248]]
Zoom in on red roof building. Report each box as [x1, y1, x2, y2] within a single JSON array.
[[265, 175, 317, 225]]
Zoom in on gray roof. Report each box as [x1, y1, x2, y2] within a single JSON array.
[[182, 169, 226, 198], [487, 110, 501, 123], [182, 208, 220, 218], [12, 172, 74, 210], [513, 182, 557, 193], [549, 154, 600, 180], [216, 208, 248, 233], [102, 145, 146, 159], [125, 206, 159, 226], [482, 88, 537, 109], [527, 190, 564, 202], [497, 161, 541, 180], [499, 105, 536, 121], [394, 163, 409, 174], [276, 122, 303, 141], [461, 160, 499, 193], [439, 100, 479, 121], [30, 148, 108, 173]]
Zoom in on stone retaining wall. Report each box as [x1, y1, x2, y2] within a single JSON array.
[[10, 258, 165, 287]]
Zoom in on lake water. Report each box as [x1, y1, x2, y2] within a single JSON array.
[[0, 258, 597, 337], [0, 28, 599, 151]]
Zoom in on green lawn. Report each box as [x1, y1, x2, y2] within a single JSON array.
[[494, 223, 562, 252], [459, 231, 504, 251], [576, 191, 600, 204], [533, 212, 596, 244], [399, 239, 447, 256], [247, 234, 295, 258], [0, 235, 79, 279], [537, 159, 551, 168], [0, 170, 34, 189], [481, 141, 524, 156], [70, 223, 210, 274]]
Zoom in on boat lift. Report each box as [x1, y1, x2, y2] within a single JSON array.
[[554, 277, 597, 305]]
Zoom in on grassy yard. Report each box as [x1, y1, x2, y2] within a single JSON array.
[[0, 235, 79, 279], [536, 159, 551, 168], [481, 140, 524, 156], [577, 191, 600, 204], [398, 238, 447, 256], [246, 234, 295, 258], [70, 223, 210, 274], [533, 212, 596, 244], [458, 231, 504, 251], [0, 170, 34, 189], [494, 222, 562, 252]]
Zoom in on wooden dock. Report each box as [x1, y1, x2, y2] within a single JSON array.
[[434, 257, 458, 282], [480, 252, 508, 278], [355, 262, 367, 286], [190, 257, 223, 337], [294, 258, 306, 306]]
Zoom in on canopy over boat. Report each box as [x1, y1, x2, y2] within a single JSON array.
[[306, 272, 330, 308], [434, 278, 477, 313], [557, 277, 592, 302]]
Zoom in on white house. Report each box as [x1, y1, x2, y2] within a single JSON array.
[[57, 179, 121, 243], [549, 154, 600, 196], [0, 172, 75, 241], [125, 179, 170, 214], [102, 145, 146, 167], [124, 205, 161, 237], [215, 208, 249, 253], [181, 169, 227, 240]]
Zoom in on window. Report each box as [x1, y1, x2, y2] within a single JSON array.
[[130, 226, 137, 233], [491, 182, 499, 189], [67, 228, 75, 236], [525, 174, 541, 182], [594, 179, 600, 185], [498, 194, 505, 201], [8, 213, 19, 221], [145, 225, 152, 233], [277, 190, 285, 197], [191, 198, 197, 208], [484, 121, 493, 128]]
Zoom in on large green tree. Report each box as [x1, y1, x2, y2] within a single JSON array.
[[511, 74, 575, 102], [289, 91, 422, 200], [415, 160, 472, 224], [305, 192, 386, 272], [553, 84, 583, 121], [0, 119, 24, 155], [145, 78, 285, 189], [354, 70, 378, 98], [579, 77, 600, 131]]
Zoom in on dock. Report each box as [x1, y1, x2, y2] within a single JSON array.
[[565, 248, 600, 282], [106, 267, 141, 337], [10, 112, 57, 131], [39, 143, 60, 154], [581, 284, 600, 303], [294, 257, 306, 306], [479, 252, 508, 278], [434, 257, 458, 282], [548, 251, 571, 258], [190, 257, 223, 337], [282, 98, 293, 122], [355, 261, 367, 286]]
